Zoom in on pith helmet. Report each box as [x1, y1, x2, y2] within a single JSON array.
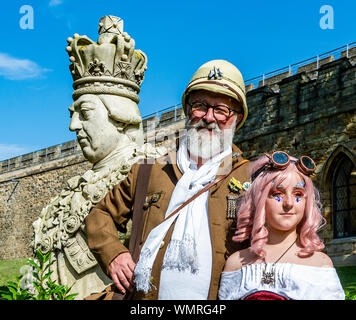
[[181, 59, 248, 131]]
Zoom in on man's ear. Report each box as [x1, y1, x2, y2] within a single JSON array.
[[236, 113, 243, 125]]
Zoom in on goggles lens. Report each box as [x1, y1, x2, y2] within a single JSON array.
[[301, 156, 315, 170], [272, 152, 289, 165]]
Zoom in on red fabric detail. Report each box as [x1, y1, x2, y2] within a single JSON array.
[[243, 291, 288, 300]]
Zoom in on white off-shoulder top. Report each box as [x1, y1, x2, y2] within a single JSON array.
[[218, 263, 345, 300]]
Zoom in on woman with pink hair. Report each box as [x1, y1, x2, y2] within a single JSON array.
[[218, 151, 345, 300]]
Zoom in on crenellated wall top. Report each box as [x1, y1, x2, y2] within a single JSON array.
[[2, 48, 356, 174]]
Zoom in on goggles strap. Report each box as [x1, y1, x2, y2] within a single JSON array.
[[251, 164, 268, 182]]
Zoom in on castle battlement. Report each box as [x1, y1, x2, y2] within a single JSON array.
[[0, 140, 82, 175], [1, 43, 356, 175]]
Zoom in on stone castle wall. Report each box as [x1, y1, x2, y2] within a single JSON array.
[[1, 51, 356, 264], [0, 153, 91, 259], [235, 56, 356, 246]]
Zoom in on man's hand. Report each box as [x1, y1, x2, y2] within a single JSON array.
[[108, 252, 136, 294]]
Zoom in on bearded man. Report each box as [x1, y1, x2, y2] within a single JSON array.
[[85, 59, 251, 300]]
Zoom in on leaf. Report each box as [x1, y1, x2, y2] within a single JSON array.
[[35, 250, 45, 264], [65, 293, 78, 300], [43, 252, 52, 264], [27, 259, 41, 272], [0, 286, 11, 293], [36, 292, 49, 301], [33, 282, 42, 293], [46, 279, 56, 288], [8, 287, 17, 295], [0, 289, 8, 296], [32, 272, 41, 281], [43, 272, 53, 281], [19, 292, 34, 300], [44, 259, 56, 270], [7, 281, 19, 288]]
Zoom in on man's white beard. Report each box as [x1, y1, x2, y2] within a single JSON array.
[[185, 118, 236, 160]]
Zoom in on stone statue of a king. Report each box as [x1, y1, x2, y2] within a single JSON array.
[[32, 15, 165, 299]]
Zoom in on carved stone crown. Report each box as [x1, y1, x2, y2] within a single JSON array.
[[66, 15, 147, 103]]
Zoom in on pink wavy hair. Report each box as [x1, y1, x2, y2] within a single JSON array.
[[233, 155, 326, 258]]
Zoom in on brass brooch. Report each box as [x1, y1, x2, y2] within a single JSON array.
[[143, 192, 161, 209]]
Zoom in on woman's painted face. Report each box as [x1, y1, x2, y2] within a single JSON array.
[[265, 171, 307, 233]]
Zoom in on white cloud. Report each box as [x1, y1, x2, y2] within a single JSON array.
[[0, 53, 50, 80], [49, 0, 63, 6], [0, 144, 33, 161]]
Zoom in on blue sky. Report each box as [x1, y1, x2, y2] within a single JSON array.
[[0, 0, 355, 160]]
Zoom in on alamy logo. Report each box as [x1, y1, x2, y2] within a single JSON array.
[[320, 5, 334, 30], [19, 5, 34, 30]]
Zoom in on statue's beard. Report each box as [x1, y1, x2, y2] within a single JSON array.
[[185, 118, 236, 160]]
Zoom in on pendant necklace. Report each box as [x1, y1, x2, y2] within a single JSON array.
[[261, 238, 297, 286]]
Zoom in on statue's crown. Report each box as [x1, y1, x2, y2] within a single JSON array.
[[66, 15, 147, 103]]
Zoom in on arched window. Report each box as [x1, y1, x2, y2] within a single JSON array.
[[332, 156, 356, 238]]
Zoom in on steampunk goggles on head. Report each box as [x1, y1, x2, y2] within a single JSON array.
[[251, 151, 316, 182]]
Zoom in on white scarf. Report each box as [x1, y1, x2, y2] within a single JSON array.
[[133, 137, 231, 293]]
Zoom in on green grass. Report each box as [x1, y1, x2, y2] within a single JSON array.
[[335, 266, 356, 288], [0, 258, 28, 286]]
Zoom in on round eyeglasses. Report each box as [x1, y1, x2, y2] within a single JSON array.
[[251, 151, 316, 182], [187, 101, 236, 121]]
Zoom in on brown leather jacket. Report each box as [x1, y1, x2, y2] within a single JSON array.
[[85, 144, 250, 299]]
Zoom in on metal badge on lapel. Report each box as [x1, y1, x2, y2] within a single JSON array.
[[227, 178, 251, 219], [232, 152, 240, 161], [226, 195, 239, 219], [143, 192, 161, 209], [228, 177, 243, 193], [243, 181, 251, 191], [150, 193, 161, 203]]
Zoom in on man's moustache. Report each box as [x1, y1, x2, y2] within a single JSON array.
[[187, 120, 221, 132]]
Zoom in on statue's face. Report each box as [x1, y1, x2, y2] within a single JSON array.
[[69, 94, 122, 163]]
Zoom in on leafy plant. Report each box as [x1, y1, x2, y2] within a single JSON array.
[[344, 282, 356, 300], [0, 276, 33, 300], [0, 250, 78, 300]]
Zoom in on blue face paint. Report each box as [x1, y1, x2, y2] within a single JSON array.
[[295, 181, 305, 188]]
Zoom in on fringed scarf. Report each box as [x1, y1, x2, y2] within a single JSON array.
[[134, 137, 231, 293]]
